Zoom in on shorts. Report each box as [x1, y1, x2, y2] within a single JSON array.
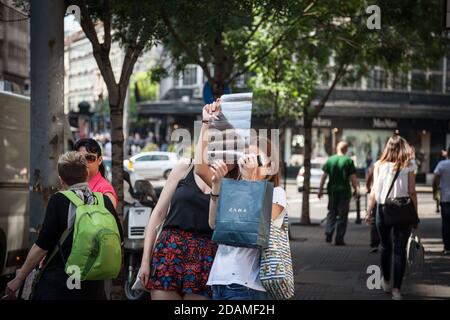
[[146, 227, 217, 297]]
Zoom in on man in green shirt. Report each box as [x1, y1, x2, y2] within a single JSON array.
[[318, 141, 358, 246]]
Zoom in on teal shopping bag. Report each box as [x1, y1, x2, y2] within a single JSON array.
[[212, 178, 274, 248]]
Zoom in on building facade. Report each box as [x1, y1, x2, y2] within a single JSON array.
[[64, 26, 160, 139], [137, 50, 450, 178], [0, 1, 29, 95]]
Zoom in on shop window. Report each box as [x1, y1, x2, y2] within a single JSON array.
[[342, 129, 393, 170]]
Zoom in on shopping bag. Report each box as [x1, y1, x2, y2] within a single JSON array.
[[260, 214, 295, 299], [212, 178, 273, 248]]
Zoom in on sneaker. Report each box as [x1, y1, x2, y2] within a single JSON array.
[[381, 277, 391, 293], [369, 247, 378, 254], [325, 234, 332, 243], [392, 289, 402, 300]]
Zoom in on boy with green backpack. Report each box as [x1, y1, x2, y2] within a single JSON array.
[[6, 152, 123, 300]]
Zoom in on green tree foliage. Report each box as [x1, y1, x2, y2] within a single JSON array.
[[249, 0, 449, 223]]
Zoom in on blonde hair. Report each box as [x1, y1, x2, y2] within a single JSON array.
[[58, 151, 88, 186], [379, 135, 412, 171]]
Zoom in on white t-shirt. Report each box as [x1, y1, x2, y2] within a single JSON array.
[[207, 186, 287, 292], [375, 161, 414, 204]]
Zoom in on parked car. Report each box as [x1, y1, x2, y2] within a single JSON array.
[[124, 152, 179, 180], [296, 158, 327, 192]]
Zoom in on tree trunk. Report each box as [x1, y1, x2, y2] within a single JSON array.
[[300, 118, 313, 225], [110, 103, 125, 220], [29, 0, 65, 246]]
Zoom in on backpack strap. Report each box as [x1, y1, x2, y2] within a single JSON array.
[[59, 190, 84, 207], [94, 192, 105, 207]]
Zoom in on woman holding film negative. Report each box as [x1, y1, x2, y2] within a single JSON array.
[[139, 100, 238, 300], [205, 138, 287, 300], [195, 99, 288, 300]]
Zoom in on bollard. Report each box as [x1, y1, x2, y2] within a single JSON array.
[[355, 194, 362, 224]]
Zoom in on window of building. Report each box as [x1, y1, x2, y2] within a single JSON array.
[[391, 73, 408, 91], [182, 66, 197, 86], [411, 72, 427, 91], [339, 69, 362, 89], [367, 69, 388, 89], [429, 73, 443, 93]]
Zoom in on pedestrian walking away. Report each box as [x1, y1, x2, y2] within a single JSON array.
[[318, 141, 358, 246], [366, 135, 419, 300], [433, 145, 450, 256]]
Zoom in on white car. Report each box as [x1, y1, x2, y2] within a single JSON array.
[[124, 152, 179, 180], [296, 158, 327, 192]]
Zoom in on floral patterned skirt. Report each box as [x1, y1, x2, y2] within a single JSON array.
[[146, 227, 217, 297]]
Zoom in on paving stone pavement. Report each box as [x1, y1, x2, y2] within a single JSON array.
[[289, 200, 450, 300]]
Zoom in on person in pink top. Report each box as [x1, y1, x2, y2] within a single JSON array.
[[74, 138, 118, 208]]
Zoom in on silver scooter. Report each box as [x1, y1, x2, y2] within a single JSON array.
[[122, 170, 161, 300]]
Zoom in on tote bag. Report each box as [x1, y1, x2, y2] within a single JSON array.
[[212, 178, 273, 248], [260, 214, 294, 300]]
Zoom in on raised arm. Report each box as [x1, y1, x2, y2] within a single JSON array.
[[194, 100, 221, 188]]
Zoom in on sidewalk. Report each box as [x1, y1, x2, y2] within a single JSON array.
[[289, 202, 450, 300], [284, 178, 433, 193]]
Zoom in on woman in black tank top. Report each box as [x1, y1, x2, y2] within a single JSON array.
[[140, 99, 239, 300], [162, 168, 211, 233], [140, 157, 238, 300]]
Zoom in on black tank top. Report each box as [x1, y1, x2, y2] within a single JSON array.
[[163, 167, 212, 234]]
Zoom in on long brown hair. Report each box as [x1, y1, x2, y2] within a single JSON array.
[[379, 134, 412, 171]]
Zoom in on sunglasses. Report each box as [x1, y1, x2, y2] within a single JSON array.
[[84, 154, 98, 163]]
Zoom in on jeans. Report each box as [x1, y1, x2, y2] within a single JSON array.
[[211, 284, 268, 300], [376, 205, 411, 289], [370, 206, 380, 248], [325, 196, 350, 243], [440, 202, 450, 250]]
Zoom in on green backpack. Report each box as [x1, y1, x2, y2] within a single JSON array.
[[54, 191, 122, 281]]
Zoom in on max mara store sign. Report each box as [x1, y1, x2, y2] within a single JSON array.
[[372, 118, 398, 129], [294, 116, 447, 132]]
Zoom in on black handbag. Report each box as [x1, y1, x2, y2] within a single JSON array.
[[381, 171, 419, 226]]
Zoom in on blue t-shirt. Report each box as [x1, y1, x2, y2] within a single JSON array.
[[434, 159, 450, 202]]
